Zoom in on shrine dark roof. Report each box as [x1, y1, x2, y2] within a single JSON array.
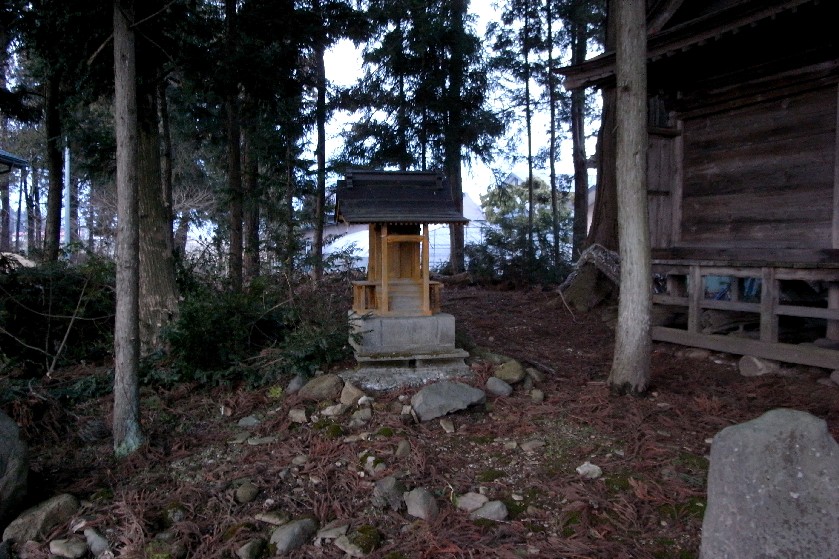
[[0, 149, 27, 170], [336, 170, 468, 224]]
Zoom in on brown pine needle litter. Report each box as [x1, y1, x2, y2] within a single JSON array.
[[8, 285, 838, 558]]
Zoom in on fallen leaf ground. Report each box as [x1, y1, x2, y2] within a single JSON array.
[[10, 286, 839, 558]]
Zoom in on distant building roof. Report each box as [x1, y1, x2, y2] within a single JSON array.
[[336, 170, 468, 225], [0, 149, 27, 170]]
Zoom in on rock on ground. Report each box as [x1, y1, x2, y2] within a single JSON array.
[[270, 518, 318, 554], [2, 493, 79, 543], [738, 355, 781, 377], [372, 476, 405, 511], [470, 500, 508, 521], [0, 410, 27, 530], [494, 360, 526, 384], [298, 374, 344, 401], [410, 381, 485, 422], [700, 408, 839, 559], [49, 537, 88, 559], [404, 488, 438, 521], [486, 377, 513, 397]]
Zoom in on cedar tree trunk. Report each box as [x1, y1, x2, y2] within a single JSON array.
[[608, 0, 651, 395], [113, 0, 143, 456]]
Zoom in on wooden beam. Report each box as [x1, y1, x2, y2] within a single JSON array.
[[653, 326, 839, 369], [671, 119, 684, 246], [688, 265, 702, 333], [760, 267, 779, 343], [830, 83, 839, 339], [421, 224, 430, 315], [380, 223, 389, 314]]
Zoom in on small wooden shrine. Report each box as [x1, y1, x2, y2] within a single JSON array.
[[335, 170, 470, 389]]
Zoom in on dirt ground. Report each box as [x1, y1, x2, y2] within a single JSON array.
[[9, 286, 839, 558]]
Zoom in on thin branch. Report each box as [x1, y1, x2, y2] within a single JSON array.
[[88, 34, 114, 67], [48, 277, 90, 378], [0, 326, 53, 358], [132, 0, 178, 29]]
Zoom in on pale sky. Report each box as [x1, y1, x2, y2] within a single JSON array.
[[322, 5, 599, 204]]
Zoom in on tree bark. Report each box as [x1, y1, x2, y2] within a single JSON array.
[[0, 113, 9, 252], [113, 0, 143, 456], [445, 0, 467, 274], [138, 87, 179, 357], [545, 0, 562, 270], [608, 0, 651, 395], [242, 128, 260, 283], [312, 0, 327, 280], [225, 0, 243, 292], [44, 76, 63, 261], [570, 11, 590, 258]]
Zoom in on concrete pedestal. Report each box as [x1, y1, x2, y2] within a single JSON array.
[[343, 312, 470, 391]]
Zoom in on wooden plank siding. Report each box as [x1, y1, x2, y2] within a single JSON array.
[[647, 132, 678, 248], [680, 86, 837, 250]]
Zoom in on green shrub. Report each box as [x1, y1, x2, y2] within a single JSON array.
[[158, 273, 353, 387]]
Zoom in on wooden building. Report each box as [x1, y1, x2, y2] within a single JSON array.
[[561, 0, 839, 368]]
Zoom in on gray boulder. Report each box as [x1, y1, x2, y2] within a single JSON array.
[[485, 377, 513, 397], [410, 381, 485, 422], [298, 374, 343, 401], [404, 488, 438, 521], [0, 411, 27, 530], [700, 409, 839, 559], [2, 493, 79, 543], [269, 518, 317, 554]]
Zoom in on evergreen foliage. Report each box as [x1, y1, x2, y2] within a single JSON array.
[[465, 174, 573, 285]]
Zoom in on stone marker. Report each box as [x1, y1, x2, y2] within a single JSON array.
[[3, 493, 80, 543], [0, 411, 27, 529], [700, 408, 839, 559], [410, 381, 485, 422]]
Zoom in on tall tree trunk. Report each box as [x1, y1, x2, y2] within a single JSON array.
[[545, 0, 562, 270], [0, 115, 9, 252], [242, 129, 260, 284], [225, 0, 243, 292], [44, 77, 63, 261], [523, 8, 534, 269], [15, 169, 24, 252], [138, 87, 179, 357], [570, 5, 590, 258], [608, 0, 650, 395], [174, 212, 189, 255], [112, 0, 143, 457], [26, 165, 38, 251], [312, 0, 327, 280], [157, 79, 173, 247], [446, 0, 467, 274], [283, 144, 295, 277], [585, 1, 618, 253], [33, 166, 41, 247]]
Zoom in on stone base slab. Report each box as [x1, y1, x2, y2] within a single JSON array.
[[340, 360, 472, 392]]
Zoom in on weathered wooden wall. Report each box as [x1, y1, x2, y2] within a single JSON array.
[[679, 86, 837, 251]]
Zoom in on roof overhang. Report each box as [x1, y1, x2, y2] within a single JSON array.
[[0, 149, 28, 172], [336, 170, 469, 225], [558, 0, 818, 90]]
